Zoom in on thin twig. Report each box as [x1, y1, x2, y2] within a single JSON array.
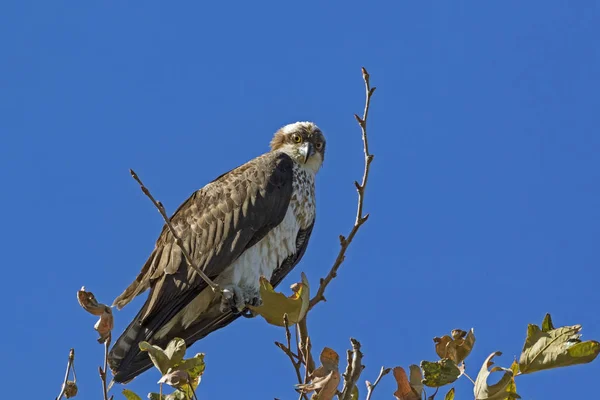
[[298, 336, 314, 400], [299, 338, 312, 400], [365, 366, 391, 400], [56, 348, 75, 400], [99, 334, 112, 400], [297, 317, 315, 374], [190, 382, 199, 400], [274, 314, 307, 400], [339, 338, 365, 400], [309, 67, 375, 310], [129, 169, 220, 293], [463, 371, 476, 385]]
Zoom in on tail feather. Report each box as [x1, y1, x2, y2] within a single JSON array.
[[108, 304, 240, 383]]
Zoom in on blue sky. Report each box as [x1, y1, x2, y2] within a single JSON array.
[[1, 1, 599, 399]]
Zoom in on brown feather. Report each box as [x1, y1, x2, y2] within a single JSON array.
[[109, 151, 295, 382]]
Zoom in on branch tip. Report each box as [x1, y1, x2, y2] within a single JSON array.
[[308, 67, 375, 311]]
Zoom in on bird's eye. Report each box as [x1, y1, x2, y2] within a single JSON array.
[[315, 142, 323, 150], [292, 134, 302, 144]]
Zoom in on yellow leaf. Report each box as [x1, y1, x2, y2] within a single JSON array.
[[519, 314, 600, 374], [247, 272, 310, 326]]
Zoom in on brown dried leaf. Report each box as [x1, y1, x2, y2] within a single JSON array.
[[77, 287, 113, 342], [94, 309, 113, 343], [319, 347, 340, 371], [393, 367, 421, 400], [64, 380, 78, 398], [296, 347, 341, 400], [434, 328, 476, 365], [297, 370, 340, 400], [77, 287, 108, 316]]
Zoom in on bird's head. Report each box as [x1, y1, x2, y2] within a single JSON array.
[[270, 121, 326, 173]]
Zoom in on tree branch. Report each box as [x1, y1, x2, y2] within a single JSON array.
[[129, 169, 221, 294], [56, 348, 76, 400], [339, 338, 365, 400], [297, 317, 316, 374], [309, 67, 375, 310], [274, 314, 309, 400], [365, 366, 391, 400], [99, 334, 113, 400]]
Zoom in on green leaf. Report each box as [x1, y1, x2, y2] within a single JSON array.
[[164, 338, 186, 366], [474, 352, 520, 400], [165, 392, 187, 400], [122, 389, 142, 400], [246, 273, 310, 326], [541, 313, 554, 332], [503, 360, 519, 399], [421, 359, 461, 387], [148, 393, 166, 400], [519, 314, 600, 374], [139, 338, 194, 376], [176, 353, 206, 398], [139, 341, 171, 375], [434, 329, 476, 365], [444, 388, 455, 400]]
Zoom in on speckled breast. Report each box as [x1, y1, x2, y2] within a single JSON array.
[[290, 164, 316, 229]]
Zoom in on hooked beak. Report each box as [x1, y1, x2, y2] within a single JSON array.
[[301, 142, 314, 164]]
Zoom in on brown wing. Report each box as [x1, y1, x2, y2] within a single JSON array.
[[112, 151, 294, 325], [270, 220, 314, 288]]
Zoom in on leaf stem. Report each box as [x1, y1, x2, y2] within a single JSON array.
[[463, 371, 476, 385]]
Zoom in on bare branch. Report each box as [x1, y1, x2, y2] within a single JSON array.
[[339, 338, 365, 400], [309, 67, 375, 310], [99, 334, 112, 400], [274, 314, 308, 400], [365, 366, 391, 400], [129, 169, 221, 294], [56, 348, 76, 400], [298, 317, 316, 374]]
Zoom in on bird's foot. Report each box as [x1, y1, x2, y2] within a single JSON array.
[[220, 285, 262, 317]]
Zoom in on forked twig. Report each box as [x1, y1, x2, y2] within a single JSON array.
[[129, 169, 220, 293], [309, 67, 376, 310], [274, 314, 308, 400], [365, 366, 391, 400], [56, 348, 76, 400]]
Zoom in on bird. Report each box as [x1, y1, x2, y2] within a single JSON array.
[[108, 121, 326, 383]]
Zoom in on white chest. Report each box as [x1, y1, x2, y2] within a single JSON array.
[[224, 164, 316, 289]]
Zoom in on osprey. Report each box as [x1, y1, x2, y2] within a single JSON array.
[[108, 122, 325, 383]]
